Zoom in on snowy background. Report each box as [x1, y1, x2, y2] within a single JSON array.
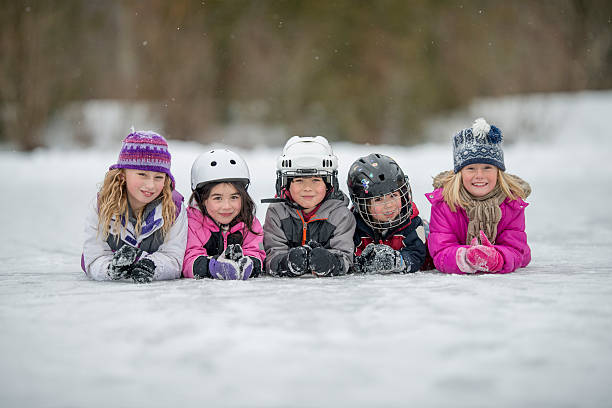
[[1, 91, 612, 407]]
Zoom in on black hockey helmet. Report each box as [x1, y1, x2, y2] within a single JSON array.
[[347, 153, 413, 230]]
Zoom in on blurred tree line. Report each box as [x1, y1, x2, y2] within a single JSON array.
[[1, 0, 611, 150]]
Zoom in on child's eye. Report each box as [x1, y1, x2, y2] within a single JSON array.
[[230, 195, 240, 200]]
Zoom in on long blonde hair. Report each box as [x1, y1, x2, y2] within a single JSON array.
[[97, 169, 176, 241], [439, 169, 528, 212]]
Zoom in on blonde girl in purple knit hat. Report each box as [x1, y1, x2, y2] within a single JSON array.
[[82, 130, 187, 283]]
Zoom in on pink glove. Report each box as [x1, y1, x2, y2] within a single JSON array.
[[466, 230, 503, 272]]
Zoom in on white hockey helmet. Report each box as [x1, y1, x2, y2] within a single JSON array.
[[276, 135, 338, 187], [190, 148, 250, 191]]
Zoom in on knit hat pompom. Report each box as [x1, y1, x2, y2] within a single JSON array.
[[109, 130, 175, 188], [488, 125, 502, 144], [452, 118, 505, 173], [472, 118, 491, 138]]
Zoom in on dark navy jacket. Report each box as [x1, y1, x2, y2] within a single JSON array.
[[352, 202, 427, 273]]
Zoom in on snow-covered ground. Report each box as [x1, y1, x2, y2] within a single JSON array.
[[1, 91, 612, 407]]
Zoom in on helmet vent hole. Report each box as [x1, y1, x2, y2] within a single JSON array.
[[230, 159, 236, 165], [211, 161, 217, 167], [379, 174, 385, 181]]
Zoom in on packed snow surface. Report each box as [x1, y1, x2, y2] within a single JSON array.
[[1, 91, 612, 407]]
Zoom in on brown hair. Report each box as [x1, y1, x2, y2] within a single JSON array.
[[189, 181, 259, 235]]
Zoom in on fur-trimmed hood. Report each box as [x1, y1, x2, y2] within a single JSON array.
[[432, 170, 531, 198]]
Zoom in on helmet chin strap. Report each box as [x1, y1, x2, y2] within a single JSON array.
[[193, 189, 202, 204]]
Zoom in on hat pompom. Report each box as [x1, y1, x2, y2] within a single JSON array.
[[487, 125, 502, 144], [472, 118, 491, 139]]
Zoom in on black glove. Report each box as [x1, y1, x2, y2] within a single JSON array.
[[354, 243, 375, 274], [309, 247, 343, 277], [193, 256, 211, 279], [131, 258, 156, 283], [356, 243, 405, 274], [285, 246, 310, 276], [107, 244, 140, 280], [224, 243, 244, 262], [306, 240, 322, 249]]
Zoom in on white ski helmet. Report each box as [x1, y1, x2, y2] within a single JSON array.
[[190, 148, 250, 191], [276, 136, 338, 191]]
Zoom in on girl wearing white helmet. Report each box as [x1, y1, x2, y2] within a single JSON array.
[[182, 148, 265, 280], [263, 136, 356, 277]]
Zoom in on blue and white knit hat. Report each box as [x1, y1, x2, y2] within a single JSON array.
[[453, 118, 505, 173], [109, 130, 175, 188]]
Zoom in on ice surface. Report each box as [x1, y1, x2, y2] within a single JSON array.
[[1, 92, 612, 407]]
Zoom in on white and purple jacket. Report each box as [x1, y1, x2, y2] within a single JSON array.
[[82, 191, 187, 281]]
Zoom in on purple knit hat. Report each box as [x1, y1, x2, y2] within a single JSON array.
[[109, 130, 175, 188]]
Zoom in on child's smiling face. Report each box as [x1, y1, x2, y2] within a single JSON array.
[[461, 164, 498, 197], [204, 182, 242, 225], [368, 192, 402, 223], [289, 176, 327, 213], [124, 169, 166, 211]]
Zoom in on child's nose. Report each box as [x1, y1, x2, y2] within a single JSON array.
[[144, 177, 155, 188]]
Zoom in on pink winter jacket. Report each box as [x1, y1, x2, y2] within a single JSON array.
[[182, 206, 265, 278], [426, 187, 531, 274]]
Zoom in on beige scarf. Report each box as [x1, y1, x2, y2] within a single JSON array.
[[459, 185, 505, 244]]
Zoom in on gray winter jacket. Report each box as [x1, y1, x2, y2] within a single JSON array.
[[263, 192, 356, 275]]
